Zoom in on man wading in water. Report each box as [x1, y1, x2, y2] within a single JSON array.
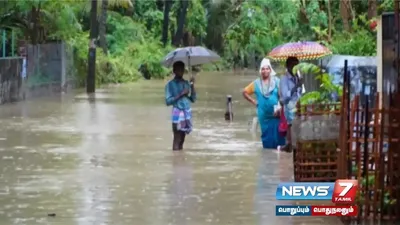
[[279, 57, 301, 152], [165, 61, 196, 150]]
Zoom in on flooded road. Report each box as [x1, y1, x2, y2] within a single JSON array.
[[0, 72, 340, 224]]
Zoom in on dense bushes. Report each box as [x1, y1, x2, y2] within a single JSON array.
[[0, 0, 392, 86], [65, 12, 172, 86]]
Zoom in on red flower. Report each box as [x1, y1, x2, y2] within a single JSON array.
[[370, 20, 377, 31]]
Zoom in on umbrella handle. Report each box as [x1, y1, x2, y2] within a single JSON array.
[[297, 70, 302, 79], [187, 51, 194, 84]]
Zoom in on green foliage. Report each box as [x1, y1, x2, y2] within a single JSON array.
[[106, 12, 147, 54], [133, 0, 164, 36], [378, 0, 394, 14], [68, 12, 171, 85], [1, 0, 389, 85], [327, 15, 376, 56], [223, 0, 301, 67], [356, 175, 397, 211], [186, 0, 207, 39], [329, 30, 376, 56], [299, 64, 342, 104], [106, 12, 171, 80], [119, 39, 173, 79]]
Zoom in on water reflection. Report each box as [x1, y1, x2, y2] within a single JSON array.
[[75, 97, 114, 224], [167, 153, 194, 225], [255, 151, 278, 224], [254, 151, 297, 225]]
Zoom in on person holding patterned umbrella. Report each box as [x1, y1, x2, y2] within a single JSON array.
[[268, 41, 332, 152], [279, 57, 301, 152]]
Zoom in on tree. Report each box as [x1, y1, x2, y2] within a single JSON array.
[[327, 0, 332, 42], [98, 0, 133, 54], [87, 0, 98, 93], [99, 0, 109, 54], [203, 0, 236, 52], [367, 0, 377, 20], [162, 0, 173, 46], [173, 0, 189, 46], [340, 0, 353, 31]]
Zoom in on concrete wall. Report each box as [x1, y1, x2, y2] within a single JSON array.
[[0, 58, 23, 104], [25, 42, 76, 99], [0, 42, 76, 104]]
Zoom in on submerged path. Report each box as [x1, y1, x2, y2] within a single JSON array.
[[0, 72, 340, 224]]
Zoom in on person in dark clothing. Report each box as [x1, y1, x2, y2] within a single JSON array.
[[279, 56, 301, 152]]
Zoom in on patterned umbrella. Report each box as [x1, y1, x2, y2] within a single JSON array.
[[267, 41, 332, 61]]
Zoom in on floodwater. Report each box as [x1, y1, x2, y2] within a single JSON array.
[[0, 72, 340, 225]]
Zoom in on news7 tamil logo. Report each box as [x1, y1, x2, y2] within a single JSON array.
[[276, 180, 358, 204]]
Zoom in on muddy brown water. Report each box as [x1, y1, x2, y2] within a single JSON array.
[[0, 72, 340, 224]]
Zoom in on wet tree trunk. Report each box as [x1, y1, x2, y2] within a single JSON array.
[[87, 0, 98, 93], [183, 30, 195, 46], [298, 0, 309, 24], [30, 4, 41, 45], [367, 0, 377, 20], [99, 0, 109, 54], [161, 0, 173, 47], [340, 0, 353, 32], [173, 0, 189, 47], [327, 0, 332, 42]]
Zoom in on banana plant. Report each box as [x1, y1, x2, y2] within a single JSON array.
[[292, 62, 322, 77], [294, 62, 342, 105]]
